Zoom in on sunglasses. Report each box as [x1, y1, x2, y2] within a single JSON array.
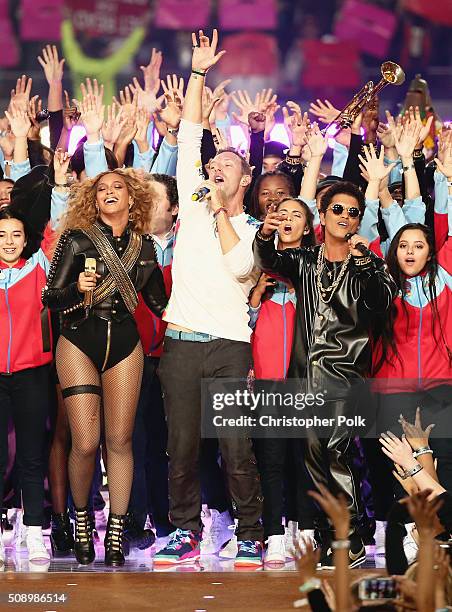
[[328, 203, 361, 218]]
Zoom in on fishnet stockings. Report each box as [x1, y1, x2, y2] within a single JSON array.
[[56, 336, 143, 515]]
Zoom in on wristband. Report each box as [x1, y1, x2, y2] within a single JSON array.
[[413, 149, 423, 159], [54, 182, 70, 188], [299, 577, 321, 593], [167, 127, 179, 136], [332, 539, 350, 550], [213, 207, 228, 218], [447, 181, 452, 187], [192, 69, 206, 77], [3, 159, 12, 166], [413, 446, 433, 458], [285, 154, 301, 166], [353, 256, 372, 267], [257, 229, 275, 241], [402, 163, 415, 173], [403, 463, 423, 479]]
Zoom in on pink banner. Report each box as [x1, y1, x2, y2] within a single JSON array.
[[402, 0, 452, 26], [334, 0, 398, 59], [219, 0, 277, 30], [68, 0, 148, 37], [154, 0, 210, 29], [20, 0, 63, 41], [218, 32, 278, 76], [301, 41, 360, 89], [0, 19, 19, 67]]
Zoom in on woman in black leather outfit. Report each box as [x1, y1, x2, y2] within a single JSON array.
[[42, 169, 168, 566]]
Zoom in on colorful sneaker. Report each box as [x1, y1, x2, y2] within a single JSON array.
[[153, 529, 201, 565], [234, 540, 263, 567]]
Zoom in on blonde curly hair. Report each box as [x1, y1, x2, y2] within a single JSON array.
[[61, 168, 156, 234]]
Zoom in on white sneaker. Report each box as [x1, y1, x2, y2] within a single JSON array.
[[201, 510, 234, 555], [403, 523, 418, 565], [375, 520, 386, 556], [26, 526, 50, 562], [14, 510, 27, 550], [297, 529, 317, 553], [265, 534, 285, 565], [284, 521, 298, 560], [219, 519, 238, 559]]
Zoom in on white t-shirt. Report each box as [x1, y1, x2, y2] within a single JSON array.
[[163, 119, 261, 342]]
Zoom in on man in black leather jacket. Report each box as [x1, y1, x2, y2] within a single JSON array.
[[254, 181, 397, 568]]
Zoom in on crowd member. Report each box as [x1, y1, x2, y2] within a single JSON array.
[[250, 196, 316, 564], [42, 169, 168, 566], [254, 149, 397, 567], [154, 30, 264, 567]]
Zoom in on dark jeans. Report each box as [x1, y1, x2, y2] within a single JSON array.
[[200, 438, 231, 514], [0, 365, 50, 526], [129, 356, 173, 537], [158, 337, 263, 541], [254, 437, 317, 537]]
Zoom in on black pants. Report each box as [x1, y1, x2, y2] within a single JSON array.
[[200, 438, 231, 514], [129, 356, 173, 537], [254, 437, 317, 537], [158, 337, 263, 541], [302, 397, 365, 532], [0, 365, 50, 526]]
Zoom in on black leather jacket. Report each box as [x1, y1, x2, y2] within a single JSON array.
[[42, 221, 168, 328], [253, 233, 397, 388]]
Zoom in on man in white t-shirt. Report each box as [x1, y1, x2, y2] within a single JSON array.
[[155, 29, 264, 567]]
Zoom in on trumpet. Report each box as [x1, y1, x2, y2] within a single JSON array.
[[321, 61, 405, 135]]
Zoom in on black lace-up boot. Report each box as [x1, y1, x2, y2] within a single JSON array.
[[104, 513, 126, 567], [74, 507, 95, 565]]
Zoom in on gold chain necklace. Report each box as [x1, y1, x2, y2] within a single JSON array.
[[315, 243, 351, 304]]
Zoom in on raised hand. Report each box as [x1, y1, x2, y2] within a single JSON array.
[[63, 90, 80, 130], [402, 489, 443, 536], [102, 104, 126, 148], [27, 95, 43, 140], [248, 111, 265, 134], [309, 98, 340, 125], [140, 48, 163, 98], [53, 148, 71, 184], [399, 407, 435, 451], [379, 431, 417, 471], [162, 74, 185, 107], [264, 101, 280, 141], [191, 29, 226, 74], [394, 119, 423, 160], [435, 129, 452, 179], [305, 122, 328, 158], [37, 44, 65, 84], [134, 108, 152, 152], [231, 90, 256, 125], [79, 78, 104, 112], [0, 129, 15, 160], [282, 102, 309, 148], [255, 88, 277, 113], [308, 483, 350, 538], [113, 86, 139, 120], [358, 143, 396, 183], [159, 81, 183, 130], [9, 75, 33, 113], [129, 75, 164, 114], [78, 94, 105, 139], [5, 104, 31, 139]]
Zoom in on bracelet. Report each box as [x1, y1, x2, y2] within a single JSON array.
[[413, 446, 433, 458], [285, 154, 301, 166], [54, 182, 69, 188], [402, 163, 415, 173], [413, 149, 424, 159], [299, 577, 321, 593], [167, 127, 179, 136], [447, 181, 452, 187], [332, 539, 350, 550], [213, 207, 228, 218], [192, 69, 206, 77], [353, 256, 372, 267], [257, 229, 275, 241], [403, 463, 423, 479]]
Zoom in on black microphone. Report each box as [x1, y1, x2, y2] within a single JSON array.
[[345, 232, 371, 257], [191, 186, 210, 202]]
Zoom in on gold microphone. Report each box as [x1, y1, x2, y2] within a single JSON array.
[[83, 257, 97, 312]]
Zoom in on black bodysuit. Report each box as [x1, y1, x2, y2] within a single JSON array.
[[42, 220, 168, 372]]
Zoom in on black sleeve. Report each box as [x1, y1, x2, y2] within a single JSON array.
[[307, 589, 332, 612], [140, 237, 169, 318], [243, 130, 265, 213], [437, 491, 452, 533], [27, 139, 47, 168], [42, 232, 84, 313], [352, 253, 397, 314], [278, 156, 304, 195], [201, 129, 216, 179], [253, 231, 301, 284], [343, 133, 365, 188], [49, 110, 64, 151]]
